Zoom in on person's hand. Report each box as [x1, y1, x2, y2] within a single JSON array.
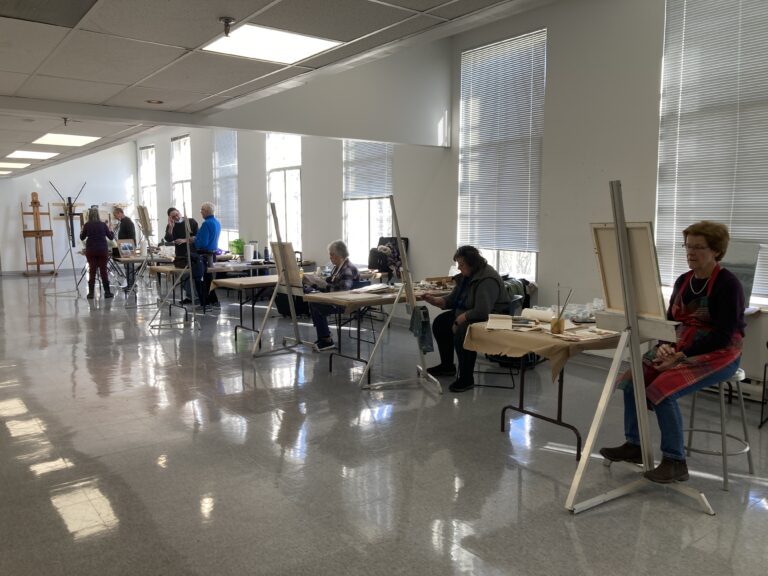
[[452, 313, 467, 334], [653, 351, 684, 371], [655, 343, 676, 361], [174, 238, 187, 245]]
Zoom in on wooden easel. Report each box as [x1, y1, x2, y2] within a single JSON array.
[[251, 203, 314, 356], [565, 180, 714, 515], [21, 192, 56, 276], [356, 195, 440, 393]]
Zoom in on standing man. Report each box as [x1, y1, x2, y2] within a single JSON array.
[[164, 207, 199, 304], [194, 201, 221, 308], [112, 207, 137, 292]]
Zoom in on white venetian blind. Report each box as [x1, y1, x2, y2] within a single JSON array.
[[342, 141, 393, 199], [657, 0, 768, 297], [458, 29, 546, 252], [213, 130, 238, 250], [170, 134, 192, 213]]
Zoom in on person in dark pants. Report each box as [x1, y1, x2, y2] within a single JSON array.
[[164, 207, 199, 304], [112, 207, 137, 292], [80, 207, 115, 299], [423, 245, 510, 393], [309, 240, 359, 350], [175, 202, 221, 307]]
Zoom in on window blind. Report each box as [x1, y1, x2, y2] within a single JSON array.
[[342, 141, 393, 199], [138, 146, 157, 236], [458, 29, 546, 252], [657, 0, 768, 297], [213, 130, 238, 234], [170, 135, 191, 213]]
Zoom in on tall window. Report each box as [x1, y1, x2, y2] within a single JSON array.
[[343, 140, 393, 265], [457, 29, 546, 281], [213, 130, 238, 251], [656, 0, 768, 301], [138, 145, 157, 241], [170, 134, 192, 214], [266, 133, 302, 252]]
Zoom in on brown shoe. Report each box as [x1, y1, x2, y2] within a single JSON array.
[[643, 457, 689, 483], [599, 442, 642, 464]]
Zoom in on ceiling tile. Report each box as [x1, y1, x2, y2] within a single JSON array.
[[80, 0, 275, 50], [0, 17, 69, 74], [428, 0, 505, 20], [251, 0, 412, 42], [217, 66, 312, 98], [17, 75, 127, 104], [0, 0, 97, 28], [381, 0, 450, 11], [38, 29, 186, 85], [300, 14, 441, 68], [0, 114, 62, 132], [141, 52, 282, 94], [50, 119, 144, 138], [105, 86, 211, 112], [0, 128, 41, 144], [0, 70, 29, 95]]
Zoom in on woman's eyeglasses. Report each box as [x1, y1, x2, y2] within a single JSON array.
[[682, 243, 709, 251]]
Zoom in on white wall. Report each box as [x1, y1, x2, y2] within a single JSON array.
[[452, 0, 666, 306], [202, 39, 452, 147], [0, 143, 136, 273]]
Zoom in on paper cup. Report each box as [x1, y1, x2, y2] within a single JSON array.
[[550, 318, 565, 334]]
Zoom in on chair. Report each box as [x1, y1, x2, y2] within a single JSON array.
[[685, 368, 755, 490], [332, 280, 377, 348]]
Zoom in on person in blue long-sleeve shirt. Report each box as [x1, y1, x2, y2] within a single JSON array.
[[178, 201, 222, 308]]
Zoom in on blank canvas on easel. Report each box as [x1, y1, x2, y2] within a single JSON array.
[[591, 222, 666, 319], [271, 241, 302, 290]]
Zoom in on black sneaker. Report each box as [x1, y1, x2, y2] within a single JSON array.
[[316, 339, 335, 351], [180, 298, 193, 305], [643, 457, 689, 483], [427, 364, 457, 377], [448, 379, 474, 393], [599, 442, 643, 464]]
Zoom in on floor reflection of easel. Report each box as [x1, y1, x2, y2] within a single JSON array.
[[124, 205, 159, 308], [251, 203, 314, 356], [44, 182, 86, 298], [565, 180, 714, 516], [21, 192, 56, 276]]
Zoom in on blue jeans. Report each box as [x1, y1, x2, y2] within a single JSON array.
[[623, 359, 740, 460], [310, 302, 343, 340]]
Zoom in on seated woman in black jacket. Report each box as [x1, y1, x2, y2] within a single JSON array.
[[423, 245, 510, 393]]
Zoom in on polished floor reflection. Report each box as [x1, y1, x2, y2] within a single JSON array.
[[2, 275, 768, 575]]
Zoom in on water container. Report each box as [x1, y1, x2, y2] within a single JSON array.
[[243, 244, 254, 261]]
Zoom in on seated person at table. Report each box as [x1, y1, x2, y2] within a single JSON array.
[[309, 240, 359, 351], [164, 207, 199, 304], [423, 245, 510, 393], [600, 220, 744, 483]]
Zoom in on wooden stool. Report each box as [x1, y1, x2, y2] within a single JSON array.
[[685, 368, 754, 490]]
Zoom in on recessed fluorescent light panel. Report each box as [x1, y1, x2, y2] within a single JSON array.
[[0, 171, 11, 175], [33, 134, 101, 147], [0, 162, 30, 169], [8, 150, 59, 160], [203, 24, 340, 64]]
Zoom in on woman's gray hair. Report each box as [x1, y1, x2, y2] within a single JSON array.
[[327, 239, 348, 259], [201, 201, 216, 214], [88, 207, 101, 223]]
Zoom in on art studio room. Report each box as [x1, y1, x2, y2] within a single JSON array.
[[1, 0, 768, 574]]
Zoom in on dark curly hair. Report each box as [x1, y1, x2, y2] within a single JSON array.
[[453, 245, 486, 272]]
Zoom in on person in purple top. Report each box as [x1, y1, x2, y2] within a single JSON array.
[[80, 207, 115, 299]]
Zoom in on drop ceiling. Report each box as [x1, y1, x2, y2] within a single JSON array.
[[0, 0, 550, 176]]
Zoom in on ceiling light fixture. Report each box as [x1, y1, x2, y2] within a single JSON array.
[[33, 133, 101, 147], [0, 171, 11, 175], [0, 162, 30, 169], [8, 151, 60, 160], [145, 99, 164, 105], [203, 24, 341, 65]]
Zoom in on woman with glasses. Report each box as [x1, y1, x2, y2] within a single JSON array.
[[600, 221, 745, 483]]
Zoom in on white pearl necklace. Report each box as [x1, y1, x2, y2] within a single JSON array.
[[689, 274, 710, 296]]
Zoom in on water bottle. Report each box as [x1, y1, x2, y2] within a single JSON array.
[[254, 240, 260, 259], [263, 245, 269, 261]]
